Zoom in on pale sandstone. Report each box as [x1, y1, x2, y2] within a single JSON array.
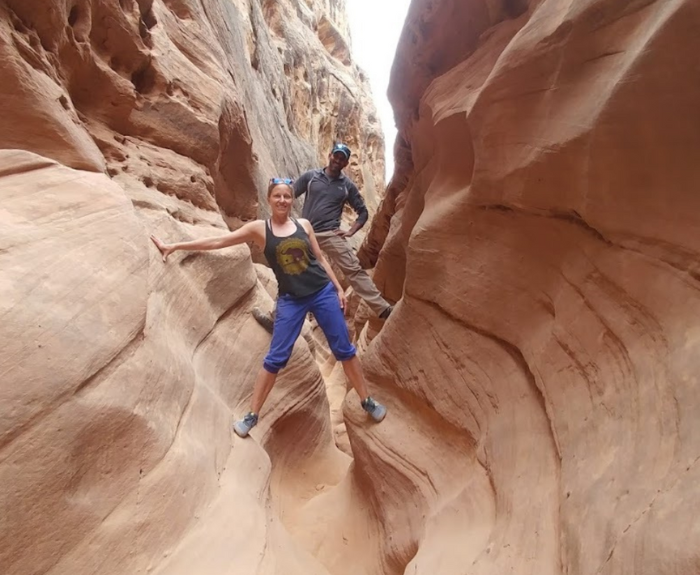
[[0, 149, 333, 575], [0, 0, 384, 574], [6, 0, 695, 573], [355, 0, 700, 574]]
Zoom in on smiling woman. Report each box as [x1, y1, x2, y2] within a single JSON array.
[[347, 0, 412, 179], [150, 178, 388, 437]]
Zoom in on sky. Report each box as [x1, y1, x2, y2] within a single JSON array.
[[346, 0, 412, 182]]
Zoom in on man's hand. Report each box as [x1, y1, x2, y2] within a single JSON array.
[[334, 222, 361, 239], [150, 234, 176, 262]]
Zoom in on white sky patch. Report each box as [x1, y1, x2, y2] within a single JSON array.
[[346, 0, 411, 182]]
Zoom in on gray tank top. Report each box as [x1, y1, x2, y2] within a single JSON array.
[[263, 219, 329, 298]]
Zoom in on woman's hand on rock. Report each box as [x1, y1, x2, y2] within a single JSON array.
[[150, 234, 175, 262]]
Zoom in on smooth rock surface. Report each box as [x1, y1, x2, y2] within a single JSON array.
[[4, 0, 697, 573], [358, 0, 700, 573], [0, 0, 383, 573]]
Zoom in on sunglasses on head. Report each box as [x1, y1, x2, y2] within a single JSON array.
[[269, 177, 294, 185]]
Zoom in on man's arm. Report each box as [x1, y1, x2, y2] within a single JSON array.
[[338, 181, 368, 238], [293, 171, 313, 198]]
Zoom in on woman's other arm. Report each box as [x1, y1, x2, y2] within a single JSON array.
[[300, 219, 347, 309]]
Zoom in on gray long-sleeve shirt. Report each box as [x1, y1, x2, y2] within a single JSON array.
[[293, 169, 369, 233]]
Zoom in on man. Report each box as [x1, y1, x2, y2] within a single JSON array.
[[293, 142, 393, 319]]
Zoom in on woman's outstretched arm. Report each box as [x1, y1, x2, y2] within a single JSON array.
[[151, 220, 264, 262]]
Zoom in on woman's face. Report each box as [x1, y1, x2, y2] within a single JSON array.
[[268, 184, 293, 216]]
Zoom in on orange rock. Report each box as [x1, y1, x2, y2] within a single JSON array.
[[357, 0, 700, 573], [0, 0, 383, 574]]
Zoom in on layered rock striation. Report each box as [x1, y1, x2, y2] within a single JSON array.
[[4, 0, 698, 574], [358, 0, 700, 573], [0, 0, 383, 573]]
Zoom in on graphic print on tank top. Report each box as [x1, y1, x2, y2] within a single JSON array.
[[276, 236, 311, 275]]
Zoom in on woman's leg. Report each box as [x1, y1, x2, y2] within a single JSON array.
[[234, 296, 308, 437], [340, 355, 369, 400], [250, 367, 278, 414], [310, 283, 387, 421], [309, 284, 358, 363], [256, 295, 308, 410], [342, 356, 386, 422], [309, 284, 366, 398]]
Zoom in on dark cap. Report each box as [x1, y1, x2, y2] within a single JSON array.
[[331, 143, 351, 159]]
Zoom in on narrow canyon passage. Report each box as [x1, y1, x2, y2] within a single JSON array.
[[1, 0, 699, 574]]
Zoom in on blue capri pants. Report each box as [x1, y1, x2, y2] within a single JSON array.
[[263, 282, 356, 373]]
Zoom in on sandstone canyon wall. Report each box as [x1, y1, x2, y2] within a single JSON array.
[[4, 0, 700, 574], [358, 0, 700, 574], [0, 0, 384, 573]]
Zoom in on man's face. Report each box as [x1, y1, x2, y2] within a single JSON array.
[[328, 151, 349, 172]]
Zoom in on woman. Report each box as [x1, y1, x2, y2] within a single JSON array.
[[151, 177, 387, 438]]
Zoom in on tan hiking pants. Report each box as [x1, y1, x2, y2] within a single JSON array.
[[316, 231, 390, 316]]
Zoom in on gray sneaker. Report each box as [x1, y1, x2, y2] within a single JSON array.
[[233, 412, 258, 437], [361, 397, 387, 422]]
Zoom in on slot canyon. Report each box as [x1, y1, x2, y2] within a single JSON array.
[[1, 0, 698, 574]]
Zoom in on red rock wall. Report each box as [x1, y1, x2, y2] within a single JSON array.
[[4, 0, 698, 573], [0, 1, 383, 574], [357, 0, 700, 573], [0, 0, 384, 218]]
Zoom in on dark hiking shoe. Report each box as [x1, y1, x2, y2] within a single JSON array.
[[361, 397, 387, 422], [378, 305, 393, 319], [252, 307, 275, 334], [233, 412, 259, 437]]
